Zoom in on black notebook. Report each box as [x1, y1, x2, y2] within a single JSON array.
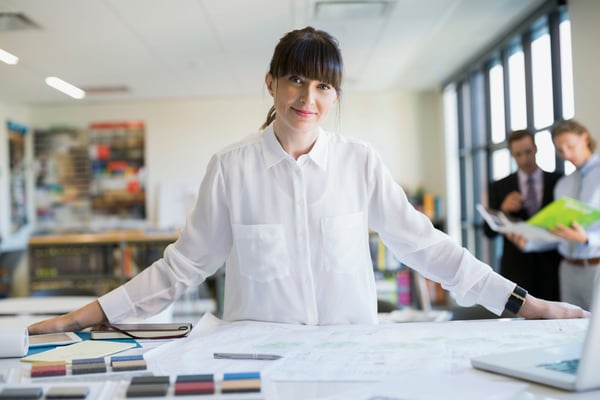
[[90, 322, 192, 340]]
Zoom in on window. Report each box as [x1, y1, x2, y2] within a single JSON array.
[[444, 2, 573, 268], [508, 46, 526, 131], [489, 63, 505, 144], [531, 19, 554, 130]]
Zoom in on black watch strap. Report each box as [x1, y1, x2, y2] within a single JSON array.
[[505, 285, 527, 315]]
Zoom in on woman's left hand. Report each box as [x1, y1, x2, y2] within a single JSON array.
[[518, 294, 590, 319]]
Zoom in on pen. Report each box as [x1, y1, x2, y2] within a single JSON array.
[[213, 352, 282, 360]]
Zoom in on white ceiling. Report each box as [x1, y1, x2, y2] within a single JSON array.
[[0, 0, 545, 105]]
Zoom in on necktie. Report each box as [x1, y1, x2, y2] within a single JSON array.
[[524, 175, 538, 216]]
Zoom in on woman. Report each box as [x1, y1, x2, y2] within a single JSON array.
[[550, 119, 600, 310], [29, 27, 586, 334]]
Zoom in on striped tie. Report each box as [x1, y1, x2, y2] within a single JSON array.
[[524, 174, 538, 216]]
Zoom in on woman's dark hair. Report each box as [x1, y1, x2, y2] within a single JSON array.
[[551, 119, 596, 152], [261, 26, 343, 129]]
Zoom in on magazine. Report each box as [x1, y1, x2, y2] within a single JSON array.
[[528, 197, 600, 229], [476, 204, 559, 252]]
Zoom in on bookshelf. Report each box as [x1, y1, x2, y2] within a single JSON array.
[[370, 228, 447, 311], [33, 121, 146, 231], [27, 231, 177, 296], [88, 121, 146, 219]]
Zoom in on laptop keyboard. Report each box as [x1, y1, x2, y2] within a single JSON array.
[[538, 358, 579, 375]]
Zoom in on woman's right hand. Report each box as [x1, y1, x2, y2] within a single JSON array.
[[27, 300, 107, 334]]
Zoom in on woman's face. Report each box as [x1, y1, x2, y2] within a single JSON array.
[[266, 73, 338, 136], [553, 131, 592, 168]]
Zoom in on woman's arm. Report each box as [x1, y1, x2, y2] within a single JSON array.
[[27, 300, 107, 334]]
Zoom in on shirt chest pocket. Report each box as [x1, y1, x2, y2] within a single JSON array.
[[232, 224, 290, 282], [321, 212, 369, 273]]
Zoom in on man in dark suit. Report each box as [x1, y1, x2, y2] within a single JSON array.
[[484, 130, 563, 300]]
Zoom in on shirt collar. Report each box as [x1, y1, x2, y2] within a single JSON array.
[[579, 153, 599, 176], [260, 124, 329, 170], [517, 167, 541, 182]]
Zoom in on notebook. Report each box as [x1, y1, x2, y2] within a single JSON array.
[[471, 280, 600, 392]]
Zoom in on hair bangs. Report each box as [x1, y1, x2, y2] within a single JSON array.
[[271, 28, 343, 92]]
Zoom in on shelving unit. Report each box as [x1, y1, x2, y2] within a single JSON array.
[[33, 127, 92, 231], [88, 121, 146, 219], [370, 229, 448, 311], [28, 231, 177, 296], [33, 121, 147, 230]]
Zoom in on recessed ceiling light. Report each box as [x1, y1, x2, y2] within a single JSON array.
[[0, 48, 18, 65], [314, 1, 392, 19], [45, 76, 86, 99]]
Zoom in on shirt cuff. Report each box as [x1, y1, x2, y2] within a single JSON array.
[[98, 286, 136, 323], [476, 273, 516, 315], [586, 231, 599, 247]]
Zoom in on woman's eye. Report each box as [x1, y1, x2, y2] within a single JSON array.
[[319, 83, 331, 90], [289, 76, 302, 84]]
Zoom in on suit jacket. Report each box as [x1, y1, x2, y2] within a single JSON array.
[[483, 170, 563, 300]]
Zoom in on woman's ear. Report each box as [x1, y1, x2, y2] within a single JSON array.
[[265, 73, 275, 97]]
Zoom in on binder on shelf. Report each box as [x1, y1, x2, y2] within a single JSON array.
[[369, 232, 401, 271]]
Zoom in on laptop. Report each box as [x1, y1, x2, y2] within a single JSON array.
[[471, 281, 600, 392]]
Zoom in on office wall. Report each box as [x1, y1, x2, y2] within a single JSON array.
[[29, 90, 443, 226], [570, 0, 600, 141]]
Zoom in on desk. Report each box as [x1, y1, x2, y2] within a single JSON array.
[[0, 296, 96, 316], [0, 317, 597, 400], [0, 296, 188, 329]]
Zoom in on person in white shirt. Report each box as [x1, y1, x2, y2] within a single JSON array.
[[550, 119, 600, 310], [29, 27, 587, 334]]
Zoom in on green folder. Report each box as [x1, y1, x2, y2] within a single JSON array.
[[527, 197, 600, 229]]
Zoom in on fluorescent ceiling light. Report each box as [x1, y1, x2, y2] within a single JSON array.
[[315, 1, 391, 19], [0, 48, 18, 64], [45, 76, 86, 99]]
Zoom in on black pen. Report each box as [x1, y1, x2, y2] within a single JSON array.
[[213, 352, 282, 360]]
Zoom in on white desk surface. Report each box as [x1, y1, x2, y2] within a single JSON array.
[[0, 316, 597, 400], [0, 296, 97, 316]]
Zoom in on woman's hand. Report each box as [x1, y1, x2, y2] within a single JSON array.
[[518, 294, 590, 319], [28, 300, 107, 334], [549, 221, 588, 244]]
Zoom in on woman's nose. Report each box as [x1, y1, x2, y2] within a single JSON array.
[[300, 85, 316, 104]]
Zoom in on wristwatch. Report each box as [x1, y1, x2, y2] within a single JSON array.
[[505, 285, 527, 315]]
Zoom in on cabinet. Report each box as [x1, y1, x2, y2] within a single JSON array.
[[28, 231, 177, 296]]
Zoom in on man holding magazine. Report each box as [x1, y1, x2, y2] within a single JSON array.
[[483, 130, 563, 301]]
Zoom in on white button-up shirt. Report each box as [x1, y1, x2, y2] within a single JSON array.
[[100, 125, 515, 325]]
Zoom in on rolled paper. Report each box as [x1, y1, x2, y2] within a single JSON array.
[[0, 327, 29, 358]]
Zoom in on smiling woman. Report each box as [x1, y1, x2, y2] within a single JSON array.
[[28, 25, 588, 336]]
